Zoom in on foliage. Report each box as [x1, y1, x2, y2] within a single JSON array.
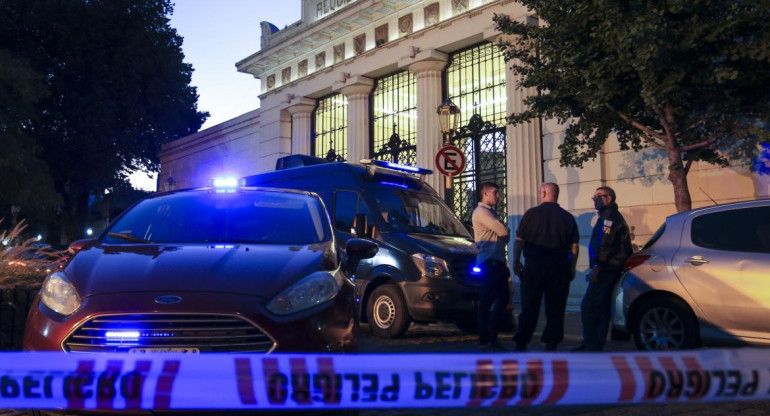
[[0, 219, 67, 286], [494, 0, 770, 211], [0, 49, 61, 218], [0, 0, 208, 240]]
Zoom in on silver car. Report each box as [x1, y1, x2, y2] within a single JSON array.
[[612, 199, 770, 350]]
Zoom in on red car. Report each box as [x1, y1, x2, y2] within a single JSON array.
[[24, 181, 377, 353]]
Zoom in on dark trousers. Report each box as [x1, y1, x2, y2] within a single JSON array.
[[478, 259, 510, 345], [580, 268, 621, 351], [514, 257, 571, 348]]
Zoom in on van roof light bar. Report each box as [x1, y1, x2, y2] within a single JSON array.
[[207, 177, 245, 193], [359, 159, 433, 176]]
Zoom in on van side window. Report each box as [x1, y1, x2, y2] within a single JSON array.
[[691, 206, 770, 254], [334, 191, 375, 237]]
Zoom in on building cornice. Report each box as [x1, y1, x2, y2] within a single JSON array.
[[237, 0, 502, 95]]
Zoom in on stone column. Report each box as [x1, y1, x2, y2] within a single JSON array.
[[286, 97, 316, 156], [401, 49, 448, 197], [505, 56, 542, 233], [336, 76, 374, 163]]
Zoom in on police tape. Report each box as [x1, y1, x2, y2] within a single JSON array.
[[1, 349, 769, 411]]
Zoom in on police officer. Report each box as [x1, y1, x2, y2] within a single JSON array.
[[579, 186, 633, 351], [471, 182, 511, 351], [512, 183, 579, 351]]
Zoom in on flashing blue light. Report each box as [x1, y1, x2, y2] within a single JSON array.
[[380, 181, 410, 189], [105, 330, 140, 342], [368, 160, 433, 175], [212, 177, 240, 188], [385, 162, 420, 172], [209, 244, 235, 249], [471, 266, 482, 274]]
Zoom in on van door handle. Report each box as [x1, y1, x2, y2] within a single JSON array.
[[684, 256, 709, 265]]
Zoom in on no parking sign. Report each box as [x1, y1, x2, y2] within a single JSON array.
[[435, 145, 466, 177]]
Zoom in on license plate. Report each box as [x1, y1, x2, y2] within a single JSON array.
[[129, 347, 200, 354]]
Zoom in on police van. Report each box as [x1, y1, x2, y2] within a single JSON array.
[[245, 155, 514, 338]]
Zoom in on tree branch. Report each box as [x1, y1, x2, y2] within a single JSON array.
[[681, 137, 718, 151], [653, 104, 677, 151], [615, 111, 667, 150]]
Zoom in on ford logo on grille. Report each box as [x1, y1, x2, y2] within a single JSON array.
[[154, 295, 182, 304]]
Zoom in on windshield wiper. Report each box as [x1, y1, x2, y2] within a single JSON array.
[[107, 232, 153, 244]]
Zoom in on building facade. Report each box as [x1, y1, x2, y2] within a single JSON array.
[[158, 0, 769, 307]]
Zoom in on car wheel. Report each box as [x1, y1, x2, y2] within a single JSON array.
[[367, 284, 410, 338], [633, 297, 699, 351]]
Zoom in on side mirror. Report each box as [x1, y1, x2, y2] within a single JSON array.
[[344, 238, 378, 275], [68, 238, 98, 256]]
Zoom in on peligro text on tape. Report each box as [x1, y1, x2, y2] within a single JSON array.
[[1, 349, 768, 411]]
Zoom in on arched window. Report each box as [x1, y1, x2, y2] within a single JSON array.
[[370, 71, 417, 165], [445, 42, 508, 228], [312, 93, 348, 162]]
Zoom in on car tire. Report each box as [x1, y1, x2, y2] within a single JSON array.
[[633, 297, 699, 351], [367, 284, 410, 338]]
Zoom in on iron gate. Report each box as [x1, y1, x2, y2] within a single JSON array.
[[448, 113, 508, 230]]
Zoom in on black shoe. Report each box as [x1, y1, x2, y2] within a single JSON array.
[[570, 343, 586, 352], [514, 344, 527, 352], [545, 342, 558, 351]]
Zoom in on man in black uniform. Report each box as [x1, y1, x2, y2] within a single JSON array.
[[512, 183, 579, 351], [579, 186, 633, 351]]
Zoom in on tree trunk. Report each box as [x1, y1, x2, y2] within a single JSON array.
[[666, 147, 692, 212]]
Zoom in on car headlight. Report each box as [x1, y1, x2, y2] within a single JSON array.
[[40, 272, 81, 316], [411, 253, 451, 279], [266, 272, 340, 315]]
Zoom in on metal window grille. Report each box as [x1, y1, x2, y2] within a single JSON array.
[[370, 71, 417, 165], [445, 42, 508, 229], [312, 93, 348, 162]]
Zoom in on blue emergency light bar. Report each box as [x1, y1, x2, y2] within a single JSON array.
[[360, 159, 433, 175], [207, 177, 245, 193]]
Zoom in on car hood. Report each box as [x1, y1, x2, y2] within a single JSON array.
[[65, 243, 334, 301], [401, 234, 477, 258]]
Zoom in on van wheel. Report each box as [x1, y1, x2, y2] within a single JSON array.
[[633, 298, 699, 351], [367, 285, 410, 338]]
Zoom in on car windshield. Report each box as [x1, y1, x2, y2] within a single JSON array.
[[103, 190, 331, 245], [370, 186, 470, 237]]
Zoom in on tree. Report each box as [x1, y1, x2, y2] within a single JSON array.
[[0, 49, 61, 227], [494, 0, 770, 212], [0, 0, 208, 242]]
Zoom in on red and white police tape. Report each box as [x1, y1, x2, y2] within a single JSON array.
[[1, 349, 769, 411]]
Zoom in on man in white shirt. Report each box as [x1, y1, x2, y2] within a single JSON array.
[[471, 182, 511, 351]]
